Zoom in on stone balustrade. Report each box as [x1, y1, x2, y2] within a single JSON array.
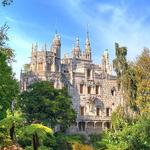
[[77, 115, 111, 121]]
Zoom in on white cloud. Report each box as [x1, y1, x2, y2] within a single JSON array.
[[62, 0, 150, 61], [2, 0, 150, 79]]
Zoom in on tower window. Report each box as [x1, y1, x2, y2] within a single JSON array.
[[96, 85, 99, 94], [87, 69, 91, 78], [80, 106, 84, 116], [96, 108, 100, 116], [80, 84, 84, 94], [87, 86, 91, 94]]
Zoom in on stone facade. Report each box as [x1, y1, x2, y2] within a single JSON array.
[[20, 32, 122, 134]]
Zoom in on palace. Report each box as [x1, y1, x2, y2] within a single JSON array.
[[20, 32, 122, 134]]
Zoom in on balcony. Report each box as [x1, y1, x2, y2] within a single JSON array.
[[77, 115, 111, 121]]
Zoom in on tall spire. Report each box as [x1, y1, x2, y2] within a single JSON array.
[[31, 43, 34, 52], [31, 43, 37, 54], [76, 36, 80, 48], [44, 43, 47, 51], [35, 42, 38, 51], [85, 31, 91, 60]]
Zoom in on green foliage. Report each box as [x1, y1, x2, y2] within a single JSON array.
[[20, 123, 53, 150], [1, 0, 13, 6], [89, 134, 103, 150], [113, 43, 128, 90], [91, 117, 150, 150], [124, 64, 137, 110], [0, 111, 23, 148], [49, 132, 88, 150], [91, 48, 150, 150], [0, 24, 15, 61], [111, 106, 128, 131], [135, 49, 150, 115], [0, 52, 18, 120], [23, 123, 53, 138], [51, 132, 73, 150], [19, 81, 76, 130], [0, 24, 19, 120]]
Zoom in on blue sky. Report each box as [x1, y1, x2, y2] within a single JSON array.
[[1, 0, 150, 79]]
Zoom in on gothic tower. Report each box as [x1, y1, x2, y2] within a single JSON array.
[[30, 43, 38, 72], [51, 32, 61, 72]]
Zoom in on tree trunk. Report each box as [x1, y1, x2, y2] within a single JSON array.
[[32, 133, 39, 150], [10, 123, 15, 141]]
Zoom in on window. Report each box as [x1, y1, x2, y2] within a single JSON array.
[[47, 63, 51, 71], [105, 122, 111, 129], [106, 108, 110, 116], [80, 84, 84, 94], [87, 86, 91, 94], [79, 122, 85, 131], [64, 70, 69, 73], [111, 87, 116, 96], [96, 108, 100, 116], [38, 62, 43, 71], [96, 85, 99, 94], [80, 106, 84, 116], [87, 69, 91, 78]]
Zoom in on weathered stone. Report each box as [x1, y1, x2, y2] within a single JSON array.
[[20, 33, 122, 134]]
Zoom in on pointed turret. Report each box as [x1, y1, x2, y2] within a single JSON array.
[[44, 43, 47, 51], [102, 49, 112, 74], [31, 43, 37, 56], [85, 31, 91, 60], [31, 43, 34, 52], [35, 43, 38, 51], [50, 32, 61, 73], [72, 37, 81, 58]]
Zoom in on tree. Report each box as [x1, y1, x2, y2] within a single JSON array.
[[135, 48, 150, 116], [23, 124, 53, 150], [1, 0, 13, 6], [113, 43, 128, 91], [0, 111, 23, 148], [0, 23, 19, 120], [113, 43, 139, 115], [19, 81, 76, 131], [0, 44, 18, 120], [0, 24, 15, 62]]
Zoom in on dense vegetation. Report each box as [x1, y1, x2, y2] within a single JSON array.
[[90, 45, 150, 150], [0, 27, 149, 149]]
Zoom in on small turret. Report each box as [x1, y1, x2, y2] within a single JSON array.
[[44, 43, 47, 51], [31, 43, 37, 54], [51, 32, 61, 58], [72, 37, 81, 58], [85, 31, 91, 60], [102, 49, 112, 74]]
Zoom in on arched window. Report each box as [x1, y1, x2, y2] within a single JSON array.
[[87, 86, 91, 94], [111, 87, 116, 96], [80, 106, 84, 116], [106, 108, 110, 116], [96, 85, 99, 94]]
